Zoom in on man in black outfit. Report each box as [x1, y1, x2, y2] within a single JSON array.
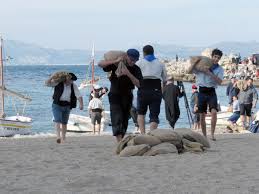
[[98, 49, 143, 142]]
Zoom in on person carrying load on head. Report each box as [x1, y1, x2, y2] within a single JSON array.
[[45, 72, 83, 144]]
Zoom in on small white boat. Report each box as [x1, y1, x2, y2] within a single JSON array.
[[67, 111, 110, 133], [0, 116, 32, 137], [0, 36, 32, 137]]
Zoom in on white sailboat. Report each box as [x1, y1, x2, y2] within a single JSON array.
[[67, 44, 110, 133], [0, 36, 32, 137]]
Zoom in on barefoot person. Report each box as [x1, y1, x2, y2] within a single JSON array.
[[46, 72, 83, 143], [194, 49, 224, 140], [98, 49, 142, 142], [136, 45, 167, 134]]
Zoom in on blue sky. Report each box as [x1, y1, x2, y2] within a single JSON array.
[[0, 0, 258, 50]]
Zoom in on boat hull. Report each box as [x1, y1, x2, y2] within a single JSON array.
[[0, 116, 32, 137], [67, 111, 110, 133]]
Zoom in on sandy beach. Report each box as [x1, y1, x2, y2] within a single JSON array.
[[1, 133, 259, 194]]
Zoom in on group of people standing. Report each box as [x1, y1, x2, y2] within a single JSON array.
[[226, 76, 258, 131]]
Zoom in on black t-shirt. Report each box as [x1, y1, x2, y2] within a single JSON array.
[[103, 63, 142, 94]]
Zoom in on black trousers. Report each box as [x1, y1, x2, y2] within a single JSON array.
[[108, 93, 133, 137]]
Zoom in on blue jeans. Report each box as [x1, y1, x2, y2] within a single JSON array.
[[52, 103, 71, 124]]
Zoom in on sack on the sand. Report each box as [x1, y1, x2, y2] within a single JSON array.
[[130, 135, 162, 146], [187, 56, 213, 73], [143, 142, 178, 156], [116, 135, 135, 155], [45, 71, 70, 87], [148, 129, 182, 149], [182, 138, 204, 152], [237, 80, 247, 91], [119, 144, 150, 157], [104, 50, 126, 61], [174, 128, 210, 148]]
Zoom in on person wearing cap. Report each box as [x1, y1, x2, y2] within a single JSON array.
[[136, 45, 167, 134], [226, 76, 239, 107], [46, 72, 83, 144], [194, 48, 224, 141], [98, 49, 143, 142], [190, 84, 200, 130], [162, 76, 183, 129]]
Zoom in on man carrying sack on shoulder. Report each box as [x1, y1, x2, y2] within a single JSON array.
[[98, 49, 143, 142], [194, 49, 224, 141]]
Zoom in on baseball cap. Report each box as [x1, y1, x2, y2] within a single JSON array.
[[126, 49, 140, 61]]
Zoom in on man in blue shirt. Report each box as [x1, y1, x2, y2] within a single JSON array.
[[195, 49, 224, 141]]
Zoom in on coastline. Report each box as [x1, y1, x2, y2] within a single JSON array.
[[1, 134, 259, 193]]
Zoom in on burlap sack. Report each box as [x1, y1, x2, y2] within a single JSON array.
[[174, 128, 210, 148], [131, 135, 162, 146], [104, 50, 126, 61], [187, 56, 213, 73], [115, 61, 127, 77], [182, 138, 204, 152], [119, 144, 150, 157], [148, 129, 183, 151], [116, 135, 135, 155], [45, 71, 70, 86], [143, 142, 178, 156], [237, 80, 247, 91]]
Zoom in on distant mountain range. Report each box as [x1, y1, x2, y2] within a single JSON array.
[[3, 40, 259, 65]]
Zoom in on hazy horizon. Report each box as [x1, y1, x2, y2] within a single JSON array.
[[1, 0, 258, 50]]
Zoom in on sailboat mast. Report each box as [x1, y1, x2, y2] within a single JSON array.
[[0, 36, 4, 116], [91, 43, 95, 89]]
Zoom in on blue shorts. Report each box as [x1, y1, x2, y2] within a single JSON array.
[[52, 103, 71, 124], [228, 112, 240, 123], [137, 89, 162, 123]]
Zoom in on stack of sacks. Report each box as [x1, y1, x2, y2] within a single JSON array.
[[116, 128, 210, 157], [45, 71, 71, 87], [174, 128, 210, 152], [187, 56, 213, 74], [237, 80, 247, 91]]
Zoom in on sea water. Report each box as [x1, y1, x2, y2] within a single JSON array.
[[3, 65, 256, 137]]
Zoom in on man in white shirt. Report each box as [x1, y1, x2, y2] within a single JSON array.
[[136, 45, 167, 134]]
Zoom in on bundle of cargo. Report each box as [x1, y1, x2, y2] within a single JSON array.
[[187, 56, 213, 74], [45, 71, 71, 87], [103, 50, 127, 77]]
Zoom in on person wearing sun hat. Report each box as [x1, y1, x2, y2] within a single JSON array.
[[46, 72, 84, 144], [190, 84, 200, 130], [98, 49, 143, 142]]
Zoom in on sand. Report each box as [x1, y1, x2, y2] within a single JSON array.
[[1, 134, 259, 194]]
